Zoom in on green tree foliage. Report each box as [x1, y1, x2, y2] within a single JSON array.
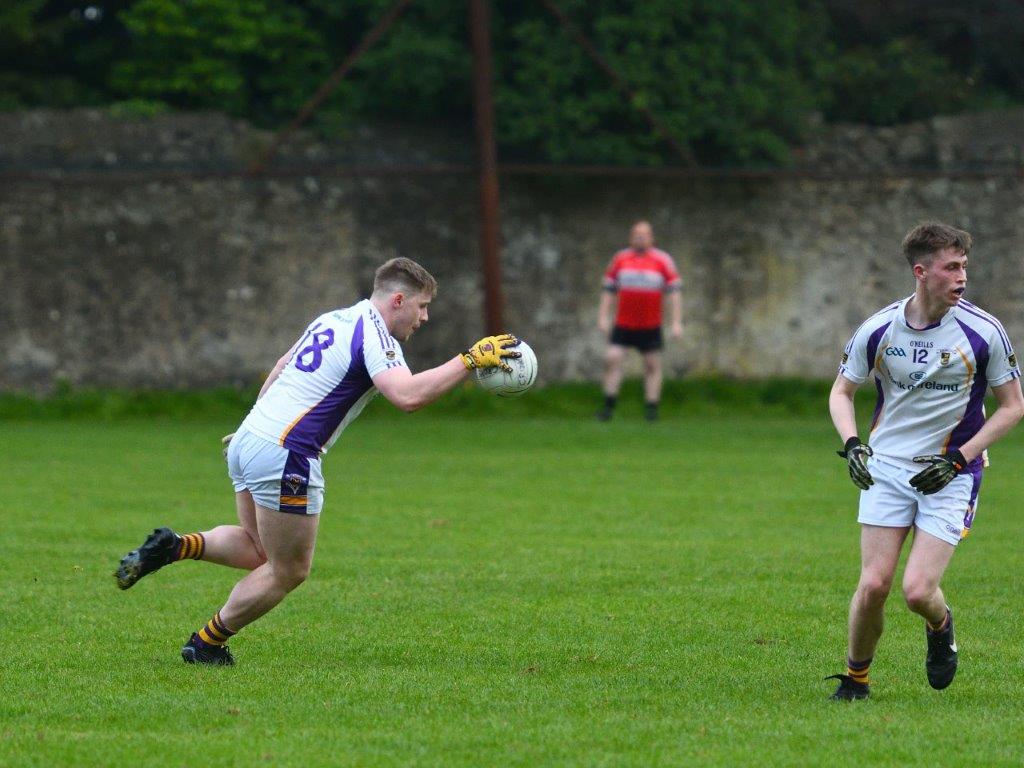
[[494, 0, 828, 164], [819, 0, 1022, 124], [1, 0, 1021, 164], [0, 0, 132, 109], [114, 0, 472, 122], [109, 0, 325, 120], [822, 38, 975, 125]]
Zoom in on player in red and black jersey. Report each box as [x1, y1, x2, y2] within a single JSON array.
[[596, 221, 683, 421]]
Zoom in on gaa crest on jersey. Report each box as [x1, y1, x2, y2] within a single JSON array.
[[939, 350, 951, 366]]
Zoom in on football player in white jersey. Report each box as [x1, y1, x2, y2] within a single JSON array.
[[114, 258, 520, 665], [826, 223, 1024, 700]]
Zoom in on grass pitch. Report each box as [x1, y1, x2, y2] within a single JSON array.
[[3, 392, 1024, 766]]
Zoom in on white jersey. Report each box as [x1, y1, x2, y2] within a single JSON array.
[[839, 297, 1019, 471], [240, 299, 407, 458]]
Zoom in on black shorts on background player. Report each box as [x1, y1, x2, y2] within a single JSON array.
[[610, 326, 663, 352]]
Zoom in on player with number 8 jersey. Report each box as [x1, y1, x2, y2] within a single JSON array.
[[114, 257, 522, 666], [242, 300, 410, 458]]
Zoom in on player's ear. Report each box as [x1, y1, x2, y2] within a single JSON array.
[[393, 292, 405, 308]]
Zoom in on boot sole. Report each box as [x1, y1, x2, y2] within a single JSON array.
[[114, 553, 143, 590]]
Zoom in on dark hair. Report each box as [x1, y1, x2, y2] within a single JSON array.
[[902, 222, 972, 267], [372, 257, 437, 297]]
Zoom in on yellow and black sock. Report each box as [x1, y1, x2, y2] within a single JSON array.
[[847, 656, 872, 685], [176, 532, 205, 561], [197, 611, 235, 646]]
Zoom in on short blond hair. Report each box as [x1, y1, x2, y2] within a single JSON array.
[[372, 257, 437, 297]]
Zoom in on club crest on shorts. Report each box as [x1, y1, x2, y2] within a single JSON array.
[[841, 352, 849, 365], [939, 350, 951, 366], [283, 473, 306, 493], [1009, 353, 1017, 369], [386, 350, 396, 360]]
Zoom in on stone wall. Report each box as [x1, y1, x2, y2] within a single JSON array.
[[2, 109, 1023, 390]]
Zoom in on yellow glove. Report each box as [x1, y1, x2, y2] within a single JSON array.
[[460, 334, 521, 372]]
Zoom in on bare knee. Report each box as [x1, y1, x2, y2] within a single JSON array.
[[902, 577, 937, 613], [605, 347, 625, 367], [271, 558, 312, 592], [856, 573, 893, 608]]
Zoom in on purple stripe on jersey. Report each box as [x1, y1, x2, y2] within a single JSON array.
[[282, 316, 374, 458], [945, 319, 990, 469], [865, 321, 892, 373], [375, 324, 389, 351], [869, 376, 885, 432], [957, 318, 990, 380], [865, 301, 901, 326], [958, 302, 1011, 354], [960, 300, 1008, 344], [370, 310, 394, 350]]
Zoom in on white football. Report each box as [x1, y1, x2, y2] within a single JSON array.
[[475, 339, 538, 397]]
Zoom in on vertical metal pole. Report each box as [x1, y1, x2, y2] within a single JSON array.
[[469, 0, 505, 333]]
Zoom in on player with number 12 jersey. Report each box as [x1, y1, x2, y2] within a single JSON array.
[[827, 223, 1024, 702], [840, 296, 1020, 481]]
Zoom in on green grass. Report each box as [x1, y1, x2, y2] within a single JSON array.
[[0, 377, 841, 421], [2, 394, 1024, 766]]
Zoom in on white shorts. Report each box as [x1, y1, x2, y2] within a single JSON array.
[[858, 455, 981, 545], [226, 427, 325, 515]]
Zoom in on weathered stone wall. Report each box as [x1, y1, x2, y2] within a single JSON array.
[[2, 109, 1023, 390]]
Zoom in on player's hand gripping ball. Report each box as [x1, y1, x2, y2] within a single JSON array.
[[460, 334, 521, 372], [474, 339, 538, 397]]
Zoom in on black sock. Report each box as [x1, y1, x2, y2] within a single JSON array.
[[603, 395, 617, 411], [645, 401, 659, 417]]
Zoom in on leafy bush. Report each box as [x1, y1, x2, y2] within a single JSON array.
[[823, 38, 976, 125], [1, 0, 1021, 162]]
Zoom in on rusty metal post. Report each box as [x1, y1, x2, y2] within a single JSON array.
[[469, 0, 505, 334]]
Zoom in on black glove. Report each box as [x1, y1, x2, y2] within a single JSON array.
[[909, 450, 967, 495], [837, 436, 874, 490]]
